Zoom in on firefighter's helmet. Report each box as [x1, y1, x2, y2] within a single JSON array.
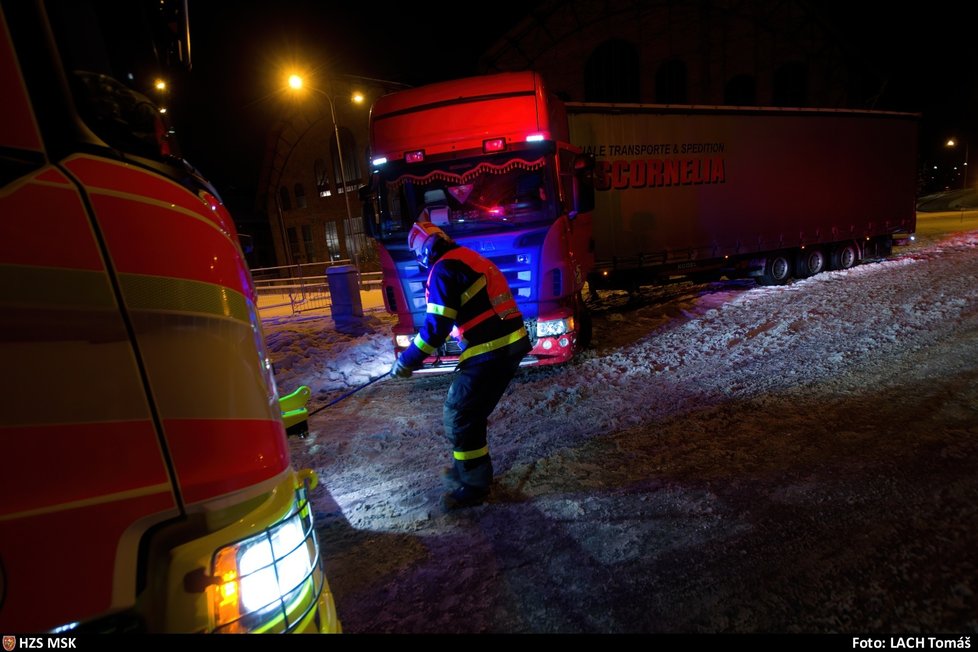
[[407, 220, 452, 268]]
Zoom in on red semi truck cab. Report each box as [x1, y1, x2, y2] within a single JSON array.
[[0, 1, 340, 633], [362, 71, 597, 373]]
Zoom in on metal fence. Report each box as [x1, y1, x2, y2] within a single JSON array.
[[251, 260, 383, 316]]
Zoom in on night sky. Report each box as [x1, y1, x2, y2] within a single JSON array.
[[173, 1, 533, 210], [170, 1, 977, 223]]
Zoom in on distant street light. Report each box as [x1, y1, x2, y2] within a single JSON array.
[[946, 138, 970, 189], [285, 73, 364, 274]]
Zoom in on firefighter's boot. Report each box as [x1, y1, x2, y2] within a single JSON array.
[[441, 465, 462, 489], [441, 484, 489, 512]]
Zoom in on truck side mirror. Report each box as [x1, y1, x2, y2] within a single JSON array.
[[570, 153, 595, 218]]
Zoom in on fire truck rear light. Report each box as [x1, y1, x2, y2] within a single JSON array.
[[483, 138, 506, 153], [405, 150, 425, 163]]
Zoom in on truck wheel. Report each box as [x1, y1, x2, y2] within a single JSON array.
[[830, 242, 858, 270], [757, 252, 792, 285], [794, 247, 826, 278]]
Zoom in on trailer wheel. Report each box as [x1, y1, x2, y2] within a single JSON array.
[[830, 242, 859, 270], [794, 247, 826, 278], [757, 252, 792, 285]]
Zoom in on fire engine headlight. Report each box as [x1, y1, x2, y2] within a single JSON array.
[[536, 316, 575, 338], [210, 489, 322, 633], [395, 334, 413, 349]]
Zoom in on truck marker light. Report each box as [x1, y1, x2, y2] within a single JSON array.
[[405, 150, 424, 163], [51, 623, 79, 634], [483, 138, 506, 153], [526, 134, 545, 142], [371, 156, 388, 166]]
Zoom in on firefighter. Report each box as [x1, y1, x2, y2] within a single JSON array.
[[391, 221, 531, 511]]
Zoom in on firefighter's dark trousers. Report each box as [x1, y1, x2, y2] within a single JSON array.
[[443, 344, 527, 491]]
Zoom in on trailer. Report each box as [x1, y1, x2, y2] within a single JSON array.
[[568, 103, 918, 287]]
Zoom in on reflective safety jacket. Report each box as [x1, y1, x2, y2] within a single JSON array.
[[400, 245, 530, 369]]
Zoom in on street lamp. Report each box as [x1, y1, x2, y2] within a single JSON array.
[[286, 73, 364, 274], [946, 138, 969, 189]]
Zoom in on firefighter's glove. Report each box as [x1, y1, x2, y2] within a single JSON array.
[[391, 358, 413, 379]]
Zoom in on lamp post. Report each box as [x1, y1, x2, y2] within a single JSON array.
[[946, 138, 969, 189], [287, 74, 362, 274]]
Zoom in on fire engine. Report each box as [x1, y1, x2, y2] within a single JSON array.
[[0, 0, 340, 633]]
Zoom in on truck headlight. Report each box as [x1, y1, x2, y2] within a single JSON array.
[[536, 316, 574, 338], [211, 488, 323, 633]]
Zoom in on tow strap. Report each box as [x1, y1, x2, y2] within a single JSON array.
[[308, 373, 388, 416]]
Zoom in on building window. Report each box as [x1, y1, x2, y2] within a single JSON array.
[[584, 39, 640, 103], [330, 127, 362, 194], [324, 220, 341, 261], [301, 224, 315, 261], [344, 215, 362, 265], [286, 226, 300, 264], [278, 185, 291, 210], [773, 62, 808, 107], [656, 59, 688, 104], [315, 158, 332, 197], [724, 74, 757, 106], [294, 183, 307, 209]]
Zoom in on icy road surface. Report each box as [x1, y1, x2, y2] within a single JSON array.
[[263, 225, 978, 633]]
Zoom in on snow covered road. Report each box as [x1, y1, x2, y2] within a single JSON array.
[[263, 226, 978, 633]]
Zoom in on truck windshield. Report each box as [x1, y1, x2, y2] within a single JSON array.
[[373, 152, 558, 241]]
